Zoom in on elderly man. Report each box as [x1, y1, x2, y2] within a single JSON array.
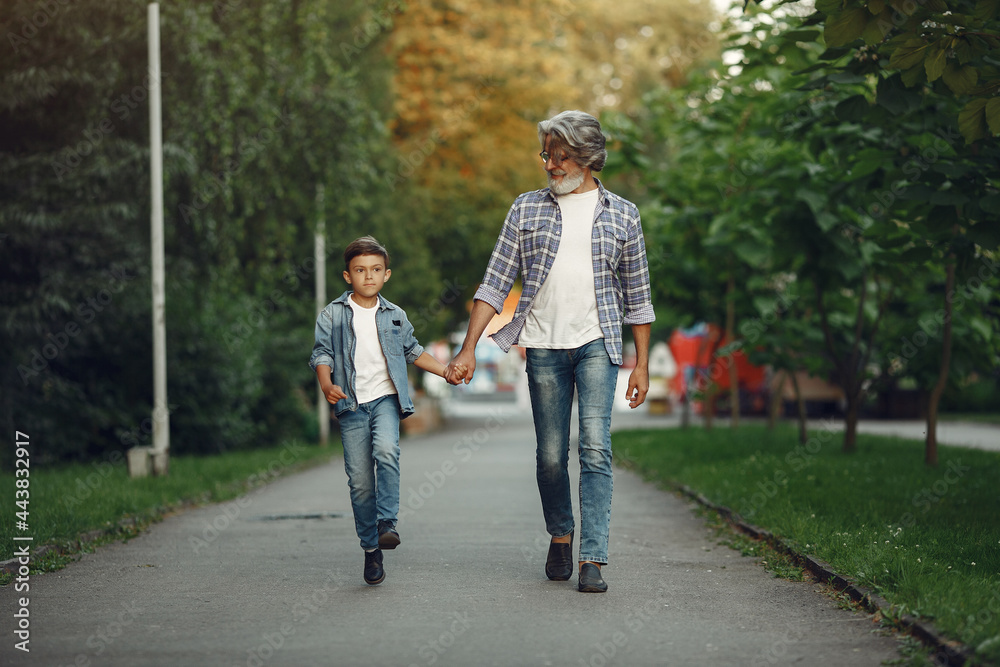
[[448, 110, 654, 593]]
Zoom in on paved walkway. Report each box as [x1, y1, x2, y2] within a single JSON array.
[[2, 405, 911, 666], [814, 417, 1000, 451]]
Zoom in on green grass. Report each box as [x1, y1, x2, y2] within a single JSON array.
[[613, 424, 1000, 664], [0, 440, 340, 569]]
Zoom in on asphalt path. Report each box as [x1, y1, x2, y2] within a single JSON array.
[[0, 404, 909, 666], [814, 417, 1000, 452]]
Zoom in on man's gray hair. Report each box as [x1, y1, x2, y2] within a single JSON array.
[[537, 110, 608, 172]]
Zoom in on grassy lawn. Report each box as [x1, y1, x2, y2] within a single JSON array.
[[613, 424, 1000, 664], [0, 440, 340, 571]]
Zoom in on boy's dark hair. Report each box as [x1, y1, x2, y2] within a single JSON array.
[[344, 236, 390, 270]]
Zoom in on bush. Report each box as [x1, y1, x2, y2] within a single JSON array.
[[940, 373, 1000, 414]]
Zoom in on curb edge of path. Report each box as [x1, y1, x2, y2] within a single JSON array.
[[671, 483, 988, 667]]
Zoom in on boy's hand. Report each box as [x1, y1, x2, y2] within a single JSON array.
[[321, 383, 348, 404]]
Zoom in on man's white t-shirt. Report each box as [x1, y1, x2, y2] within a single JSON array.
[[349, 296, 397, 404], [519, 188, 604, 349]]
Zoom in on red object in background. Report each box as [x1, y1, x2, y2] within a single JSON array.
[[667, 324, 765, 399]]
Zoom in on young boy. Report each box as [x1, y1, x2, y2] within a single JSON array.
[[309, 236, 464, 585]]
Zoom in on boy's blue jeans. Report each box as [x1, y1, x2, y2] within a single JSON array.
[[337, 394, 401, 550], [525, 339, 617, 565]]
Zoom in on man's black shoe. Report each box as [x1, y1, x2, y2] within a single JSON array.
[[364, 549, 385, 585], [545, 532, 573, 581], [377, 521, 400, 550], [578, 562, 607, 593]]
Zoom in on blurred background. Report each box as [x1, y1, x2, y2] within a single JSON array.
[[2, 0, 998, 467]]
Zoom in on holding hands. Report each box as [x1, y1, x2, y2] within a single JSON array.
[[320, 358, 469, 402], [445, 348, 477, 386], [444, 363, 468, 385]]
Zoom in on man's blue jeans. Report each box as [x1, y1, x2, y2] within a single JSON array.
[[525, 339, 617, 564], [337, 394, 401, 550]]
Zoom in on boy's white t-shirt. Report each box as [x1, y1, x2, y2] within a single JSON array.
[[518, 188, 604, 349], [348, 296, 397, 404]]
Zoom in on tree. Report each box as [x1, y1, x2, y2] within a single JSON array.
[[809, 0, 1000, 143], [384, 0, 723, 331], [605, 4, 834, 432], [758, 0, 1000, 461], [0, 0, 399, 464], [613, 0, 999, 455]]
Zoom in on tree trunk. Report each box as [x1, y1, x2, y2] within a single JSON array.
[[843, 392, 858, 453], [768, 370, 787, 430], [788, 369, 808, 444], [704, 383, 718, 430], [925, 258, 956, 467], [697, 332, 715, 430], [726, 273, 740, 428], [814, 277, 888, 456]]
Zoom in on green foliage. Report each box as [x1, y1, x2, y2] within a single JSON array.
[[759, 0, 1000, 428], [771, 0, 1000, 143], [614, 0, 999, 450], [940, 372, 1000, 412], [0, 1, 397, 465], [2, 0, 155, 464]]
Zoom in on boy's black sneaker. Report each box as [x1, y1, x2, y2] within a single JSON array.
[[377, 521, 401, 550], [364, 549, 385, 585]]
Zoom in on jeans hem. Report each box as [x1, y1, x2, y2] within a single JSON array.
[[578, 555, 608, 565]]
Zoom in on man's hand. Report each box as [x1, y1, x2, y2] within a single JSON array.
[[321, 383, 348, 405], [626, 323, 652, 409], [447, 348, 478, 385], [625, 366, 649, 409]]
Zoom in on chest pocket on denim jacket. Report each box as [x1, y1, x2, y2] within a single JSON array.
[[383, 328, 404, 357], [597, 221, 628, 270], [376, 316, 403, 358]]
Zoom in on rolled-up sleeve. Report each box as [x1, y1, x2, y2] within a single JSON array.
[[621, 214, 655, 326], [309, 307, 335, 371], [399, 311, 425, 364]]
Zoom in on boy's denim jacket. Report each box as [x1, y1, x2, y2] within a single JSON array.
[[309, 290, 424, 419]]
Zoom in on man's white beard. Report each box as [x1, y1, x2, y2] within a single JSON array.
[[549, 170, 585, 195]]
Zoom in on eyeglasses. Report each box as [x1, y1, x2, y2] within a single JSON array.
[[539, 151, 571, 166]]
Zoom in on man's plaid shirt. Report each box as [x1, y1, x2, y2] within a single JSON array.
[[473, 179, 655, 366]]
